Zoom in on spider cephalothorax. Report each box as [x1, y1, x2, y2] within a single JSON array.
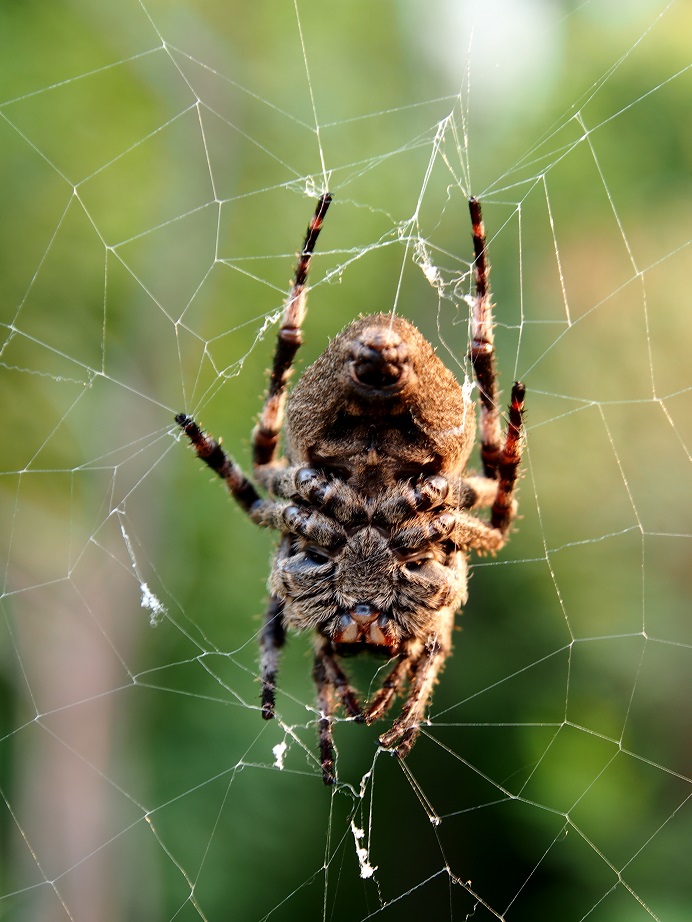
[[176, 193, 524, 784]]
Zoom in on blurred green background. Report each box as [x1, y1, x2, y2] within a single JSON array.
[[1, 1, 690, 920]]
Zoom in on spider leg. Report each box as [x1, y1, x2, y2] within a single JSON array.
[[392, 508, 506, 554], [260, 593, 286, 720], [251, 501, 346, 549], [313, 652, 337, 785], [175, 418, 353, 544], [491, 381, 525, 535], [312, 638, 365, 785], [175, 415, 262, 516], [378, 611, 454, 757], [463, 475, 499, 509], [468, 197, 503, 479], [253, 193, 332, 470], [318, 640, 364, 720], [255, 465, 365, 525], [363, 653, 412, 725], [467, 200, 526, 536]]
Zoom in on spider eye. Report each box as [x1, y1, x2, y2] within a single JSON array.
[[304, 547, 331, 565]]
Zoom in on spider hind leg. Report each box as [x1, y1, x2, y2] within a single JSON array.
[[253, 193, 332, 469]]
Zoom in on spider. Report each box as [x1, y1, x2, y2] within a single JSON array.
[[176, 193, 524, 785]]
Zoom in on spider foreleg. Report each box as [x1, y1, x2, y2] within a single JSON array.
[[260, 594, 286, 720], [364, 653, 411, 725], [378, 612, 454, 757], [318, 641, 364, 721], [313, 652, 337, 785], [175, 414, 262, 515]]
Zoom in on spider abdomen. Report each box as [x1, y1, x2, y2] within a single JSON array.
[[285, 313, 478, 481]]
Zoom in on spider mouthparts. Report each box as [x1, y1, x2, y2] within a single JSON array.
[[335, 605, 390, 646]]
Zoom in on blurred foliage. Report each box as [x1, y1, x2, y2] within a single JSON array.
[[1, 1, 690, 920]]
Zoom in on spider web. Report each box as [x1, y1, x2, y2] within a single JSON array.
[[1, 1, 691, 920]]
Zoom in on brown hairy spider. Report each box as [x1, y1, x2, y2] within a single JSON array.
[[176, 193, 524, 784]]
